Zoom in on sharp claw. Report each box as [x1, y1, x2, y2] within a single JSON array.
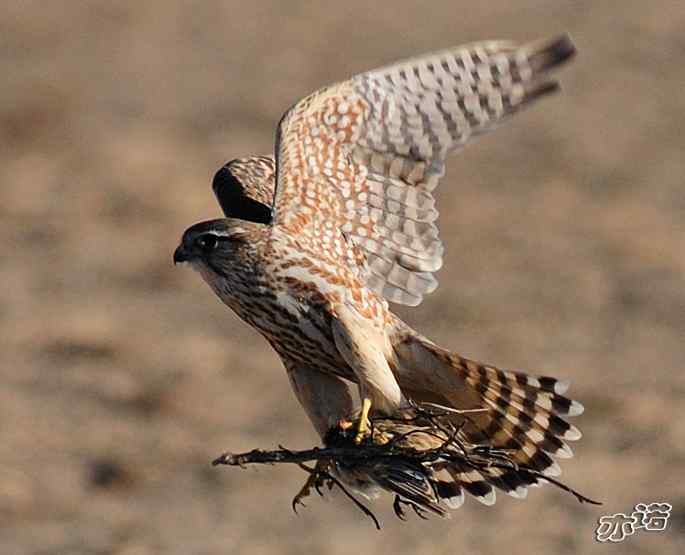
[[291, 498, 305, 514], [292, 473, 316, 513]]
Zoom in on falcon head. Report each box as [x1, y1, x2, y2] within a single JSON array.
[[174, 218, 265, 285], [174, 157, 276, 302]]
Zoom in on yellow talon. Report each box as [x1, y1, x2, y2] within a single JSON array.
[[355, 397, 372, 444]]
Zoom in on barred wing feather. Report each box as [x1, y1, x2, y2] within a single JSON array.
[[273, 35, 575, 306]]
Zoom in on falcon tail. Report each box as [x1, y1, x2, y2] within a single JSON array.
[[390, 327, 583, 507]]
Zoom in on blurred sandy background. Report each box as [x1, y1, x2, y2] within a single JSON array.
[[2, 1, 684, 554]]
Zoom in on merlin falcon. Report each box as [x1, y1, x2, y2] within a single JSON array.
[[175, 35, 584, 509]]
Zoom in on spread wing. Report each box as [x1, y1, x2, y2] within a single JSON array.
[[212, 156, 274, 224], [272, 35, 575, 306]]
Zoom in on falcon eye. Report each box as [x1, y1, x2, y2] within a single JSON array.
[[196, 234, 219, 251]]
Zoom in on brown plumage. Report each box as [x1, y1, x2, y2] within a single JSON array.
[[175, 35, 582, 510]]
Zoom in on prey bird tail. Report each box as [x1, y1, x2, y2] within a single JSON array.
[[391, 323, 583, 507]]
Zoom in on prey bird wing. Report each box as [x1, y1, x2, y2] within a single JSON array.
[[272, 35, 575, 305]]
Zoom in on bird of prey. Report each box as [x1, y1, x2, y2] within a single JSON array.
[[175, 35, 583, 509]]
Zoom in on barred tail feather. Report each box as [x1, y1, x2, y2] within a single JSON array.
[[392, 329, 583, 507], [431, 468, 465, 509]]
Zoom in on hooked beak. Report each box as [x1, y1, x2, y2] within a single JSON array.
[[173, 244, 191, 265]]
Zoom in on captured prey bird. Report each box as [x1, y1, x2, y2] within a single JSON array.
[[175, 35, 585, 510]]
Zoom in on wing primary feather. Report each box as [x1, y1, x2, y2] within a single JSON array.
[[269, 35, 576, 306]]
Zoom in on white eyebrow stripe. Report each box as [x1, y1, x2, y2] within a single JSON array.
[[203, 229, 246, 237]]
